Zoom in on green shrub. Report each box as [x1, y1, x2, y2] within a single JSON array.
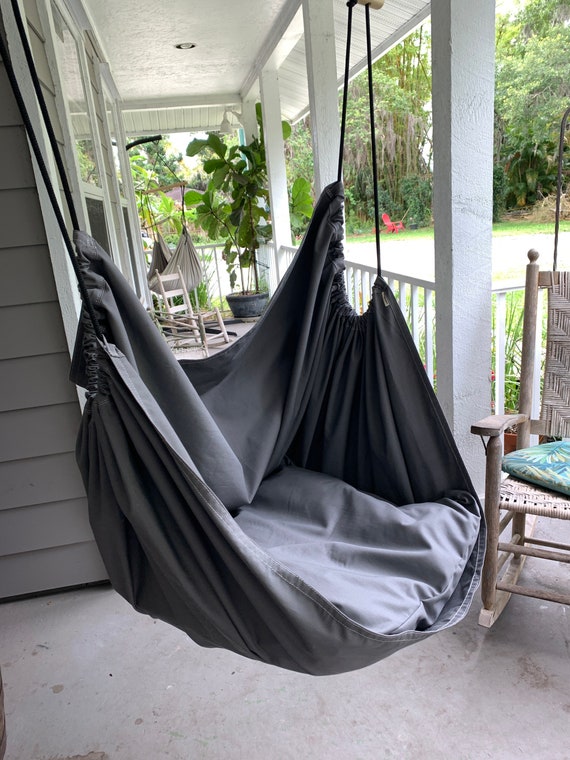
[[492, 164, 508, 222], [400, 174, 432, 227]]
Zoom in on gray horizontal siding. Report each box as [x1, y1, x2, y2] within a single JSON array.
[[0, 244, 58, 306], [0, 30, 106, 597], [0, 188, 48, 248], [0, 498, 93, 555], [0, 61, 22, 126], [0, 302, 69, 359], [0, 402, 83, 462], [0, 126, 35, 189], [0, 451, 85, 510], [0, 353, 77, 411], [0, 541, 107, 598]]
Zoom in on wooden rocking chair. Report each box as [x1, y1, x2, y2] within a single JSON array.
[[471, 249, 570, 627], [154, 267, 230, 356]]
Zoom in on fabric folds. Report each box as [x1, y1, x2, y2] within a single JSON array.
[[71, 181, 485, 675]]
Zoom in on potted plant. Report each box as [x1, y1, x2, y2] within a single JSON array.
[[184, 132, 272, 319]]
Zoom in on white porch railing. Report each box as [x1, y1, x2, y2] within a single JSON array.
[[195, 241, 437, 385], [344, 261, 436, 386], [195, 242, 280, 305], [196, 241, 540, 412], [492, 282, 542, 423]]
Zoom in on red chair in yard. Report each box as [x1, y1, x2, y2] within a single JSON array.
[[382, 213, 404, 233]]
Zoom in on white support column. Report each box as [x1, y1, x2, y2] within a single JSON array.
[[240, 95, 259, 146], [431, 0, 495, 495], [302, 0, 340, 197], [259, 65, 292, 280]]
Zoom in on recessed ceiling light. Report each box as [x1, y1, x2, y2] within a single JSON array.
[[175, 42, 196, 50]]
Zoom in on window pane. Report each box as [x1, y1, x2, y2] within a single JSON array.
[[86, 197, 110, 253], [106, 100, 125, 197], [53, 4, 101, 187]]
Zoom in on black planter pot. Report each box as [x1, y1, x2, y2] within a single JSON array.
[[226, 291, 269, 320]]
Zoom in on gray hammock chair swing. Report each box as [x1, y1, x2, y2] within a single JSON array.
[[3, 0, 484, 676]]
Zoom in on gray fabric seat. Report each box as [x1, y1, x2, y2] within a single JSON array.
[[71, 182, 485, 675], [236, 465, 480, 635]]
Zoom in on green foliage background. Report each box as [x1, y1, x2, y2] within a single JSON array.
[[132, 0, 570, 249], [495, 0, 570, 208]]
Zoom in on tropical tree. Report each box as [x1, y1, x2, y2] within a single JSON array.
[[495, 0, 570, 207], [286, 25, 432, 228], [342, 28, 432, 225], [129, 137, 189, 188], [128, 137, 192, 243]]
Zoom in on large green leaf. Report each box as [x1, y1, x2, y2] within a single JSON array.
[[184, 189, 203, 206], [212, 166, 229, 188], [206, 132, 227, 158], [203, 158, 227, 173], [186, 138, 210, 157], [229, 206, 243, 227]]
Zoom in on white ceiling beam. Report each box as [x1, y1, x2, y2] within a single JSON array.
[[121, 93, 241, 112], [240, 0, 302, 99], [345, 7, 431, 84]]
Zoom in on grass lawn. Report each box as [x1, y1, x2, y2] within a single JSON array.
[[346, 218, 570, 245]]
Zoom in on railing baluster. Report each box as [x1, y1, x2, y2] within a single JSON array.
[[366, 270, 372, 308], [424, 288, 434, 386], [411, 284, 419, 344], [495, 291, 506, 415], [351, 266, 357, 312], [398, 280, 406, 313]]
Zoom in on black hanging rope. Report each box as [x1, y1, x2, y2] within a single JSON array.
[[553, 104, 570, 272], [337, 1, 382, 276], [364, 3, 382, 276], [337, 1, 357, 183], [9, 0, 79, 232], [0, 8, 103, 340]]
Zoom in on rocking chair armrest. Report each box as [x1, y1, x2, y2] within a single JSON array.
[[470, 413, 527, 438]]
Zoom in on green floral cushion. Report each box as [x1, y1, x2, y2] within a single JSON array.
[[502, 440, 570, 496]]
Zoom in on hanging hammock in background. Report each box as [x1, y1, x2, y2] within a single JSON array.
[[1, 0, 485, 676], [146, 230, 171, 282], [148, 224, 204, 293], [130, 136, 202, 293]]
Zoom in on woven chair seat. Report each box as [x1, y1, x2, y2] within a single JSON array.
[[500, 475, 570, 519]]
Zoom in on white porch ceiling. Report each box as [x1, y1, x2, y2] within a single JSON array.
[[80, 0, 431, 136]]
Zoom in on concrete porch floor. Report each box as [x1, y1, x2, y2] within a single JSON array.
[[1, 551, 569, 760], [172, 317, 257, 361], [2, 315, 570, 759]]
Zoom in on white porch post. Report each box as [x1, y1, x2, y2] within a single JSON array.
[[302, 0, 340, 196], [431, 0, 495, 494], [259, 65, 292, 280], [240, 95, 259, 146]]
